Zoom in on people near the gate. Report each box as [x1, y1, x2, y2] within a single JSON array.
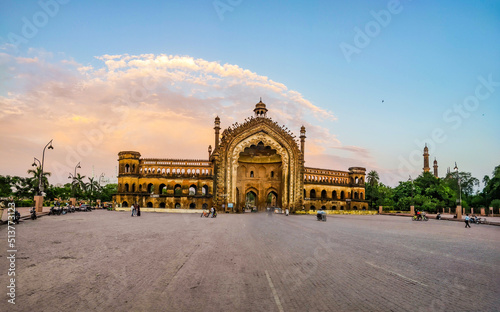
[[131, 203, 136, 217], [465, 214, 471, 228], [210, 206, 214, 218], [136, 203, 141, 217]]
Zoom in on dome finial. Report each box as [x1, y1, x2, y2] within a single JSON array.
[[254, 98, 268, 117]]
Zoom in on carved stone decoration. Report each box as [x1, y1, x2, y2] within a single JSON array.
[[212, 115, 304, 211]]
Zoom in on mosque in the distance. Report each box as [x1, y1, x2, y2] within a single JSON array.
[[114, 100, 368, 212]]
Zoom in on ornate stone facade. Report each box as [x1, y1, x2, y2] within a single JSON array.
[[114, 101, 368, 211]]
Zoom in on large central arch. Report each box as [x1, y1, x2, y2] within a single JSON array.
[[214, 118, 304, 211]]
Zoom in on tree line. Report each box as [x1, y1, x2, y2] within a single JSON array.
[[366, 165, 500, 213], [0, 167, 117, 207]]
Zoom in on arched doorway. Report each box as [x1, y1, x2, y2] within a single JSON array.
[[267, 191, 278, 207], [246, 191, 257, 209], [236, 141, 283, 211]]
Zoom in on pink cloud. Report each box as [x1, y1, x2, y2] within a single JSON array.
[[0, 50, 372, 185]]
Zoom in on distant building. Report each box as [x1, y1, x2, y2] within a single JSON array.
[[114, 101, 368, 211]]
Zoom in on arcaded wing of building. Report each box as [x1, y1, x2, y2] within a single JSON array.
[[115, 101, 367, 212]]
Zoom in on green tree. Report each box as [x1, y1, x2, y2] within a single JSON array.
[[27, 167, 51, 195], [100, 184, 117, 201], [0, 175, 14, 197]]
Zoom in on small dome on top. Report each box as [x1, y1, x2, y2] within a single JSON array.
[[254, 98, 268, 117]]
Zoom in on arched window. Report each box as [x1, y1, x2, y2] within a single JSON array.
[[131, 183, 135, 192], [332, 190, 337, 199], [132, 164, 135, 172], [202, 185, 209, 195], [122, 201, 128, 207], [310, 205, 316, 211], [271, 171, 274, 178], [166, 168, 170, 174], [181, 169, 185, 174], [174, 184, 182, 196], [159, 202, 166, 208], [354, 192, 359, 199], [187, 169, 191, 174], [148, 183, 154, 193], [341, 191, 345, 199], [355, 177, 359, 184], [202, 203, 208, 209], [189, 203, 196, 209], [147, 202, 153, 208], [321, 205, 326, 210], [139, 184, 142, 192], [250, 171, 254, 178], [189, 185, 197, 195], [360, 192, 364, 200], [175, 203, 181, 209], [310, 189, 316, 199], [159, 184, 166, 194], [124, 183, 129, 192], [321, 190, 327, 199], [125, 164, 130, 173]]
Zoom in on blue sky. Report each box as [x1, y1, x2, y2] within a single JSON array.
[[1, 0, 499, 187]]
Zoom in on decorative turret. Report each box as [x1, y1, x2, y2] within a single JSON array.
[[214, 116, 221, 148], [208, 145, 212, 159], [254, 98, 268, 117], [423, 144, 430, 173], [300, 125, 306, 155], [433, 158, 438, 178]]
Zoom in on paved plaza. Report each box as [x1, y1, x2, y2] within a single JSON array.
[[1, 211, 499, 311]]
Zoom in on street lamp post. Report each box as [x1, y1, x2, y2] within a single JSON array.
[[408, 175, 415, 215], [454, 162, 462, 219], [32, 139, 54, 212], [97, 173, 105, 208], [68, 162, 81, 206]]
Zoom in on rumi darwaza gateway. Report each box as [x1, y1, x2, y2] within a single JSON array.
[[115, 101, 368, 212]]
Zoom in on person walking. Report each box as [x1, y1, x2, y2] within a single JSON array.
[[465, 214, 471, 228], [131, 204, 136, 217], [136, 203, 141, 217]]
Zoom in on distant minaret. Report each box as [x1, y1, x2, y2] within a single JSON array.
[[433, 158, 438, 177], [214, 116, 220, 148], [300, 126, 306, 155], [423, 144, 430, 173]]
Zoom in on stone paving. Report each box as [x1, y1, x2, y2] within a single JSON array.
[[1, 211, 499, 311]]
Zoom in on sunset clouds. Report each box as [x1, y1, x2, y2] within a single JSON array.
[[0, 47, 372, 184]]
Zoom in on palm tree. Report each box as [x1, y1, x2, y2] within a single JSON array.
[[367, 170, 380, 187], [86, 177, 101, 206], [366, 170, 380, 209], [70, 173, 86, 198], [27, 167, 51, 195]]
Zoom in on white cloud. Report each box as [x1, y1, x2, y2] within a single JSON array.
[[0, 50, 370, 184]]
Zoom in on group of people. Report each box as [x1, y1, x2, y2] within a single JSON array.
[[201, 206, 217, 218], [131, 203, 141, 217]]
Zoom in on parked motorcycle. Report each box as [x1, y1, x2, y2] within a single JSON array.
[[470, 216, 484, 224], [13, 210, 21, 224], [30, 207, 37, 220], [316, 211, 327, 221]]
